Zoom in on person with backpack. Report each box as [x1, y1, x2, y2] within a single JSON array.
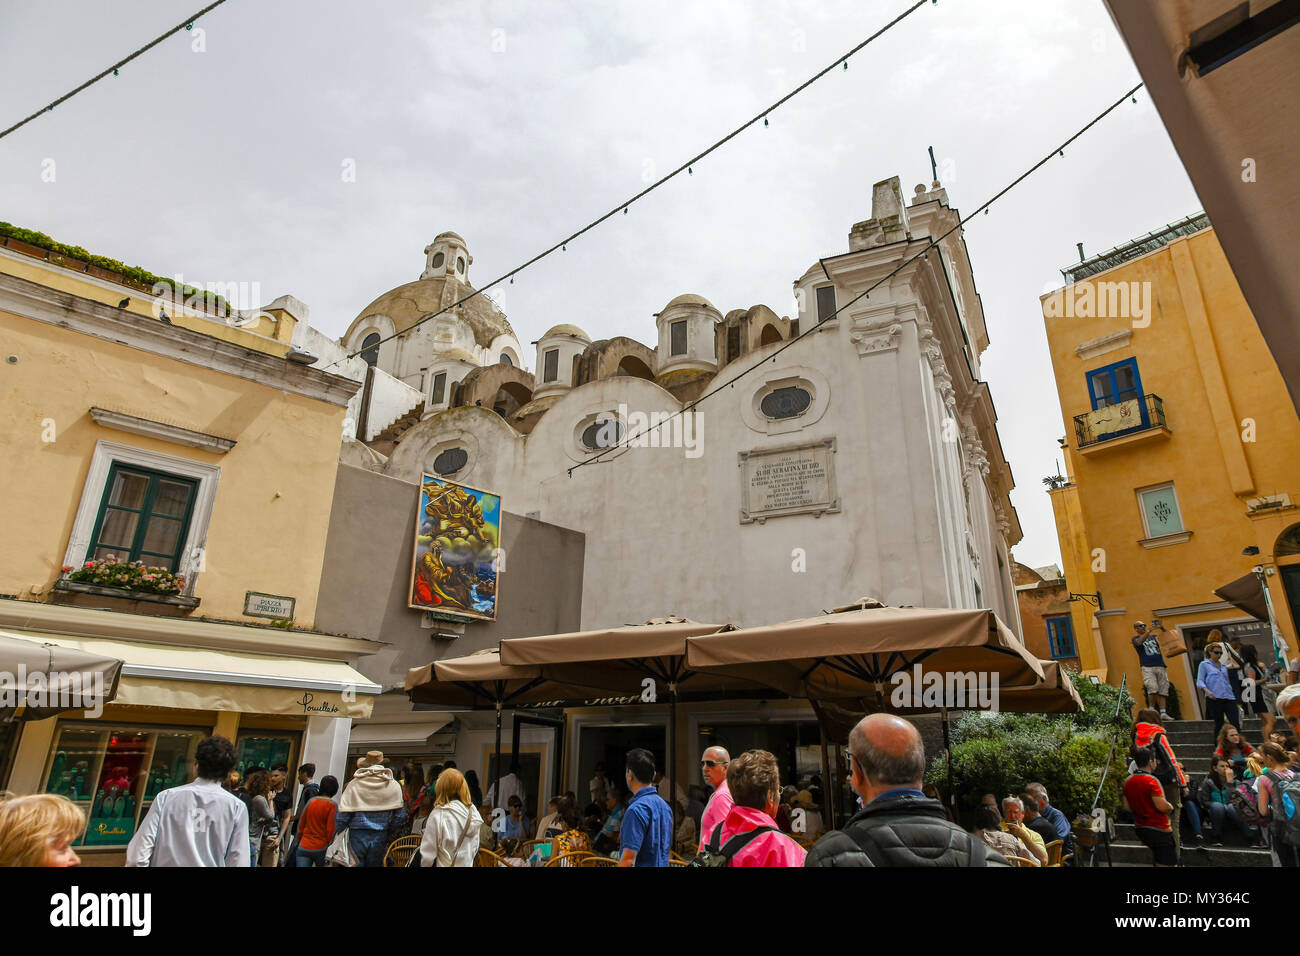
[[1256, 742, 1300, 867], [805, 714, 1009, 867], [1133, 708, 1188, 853], [1124, 747, 1177, 866], [692, 749, 804, 867], [1198, 757, 1262, 847]]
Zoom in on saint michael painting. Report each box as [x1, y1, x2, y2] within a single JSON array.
[[408, 474, 502, 621]]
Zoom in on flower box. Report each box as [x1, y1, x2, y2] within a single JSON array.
[[52, 579, 200, 612]]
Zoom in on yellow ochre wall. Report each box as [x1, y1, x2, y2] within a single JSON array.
[[0, 251, 294, 355], [1042, 227, 1300, 712], [0, 296, 344, 627]]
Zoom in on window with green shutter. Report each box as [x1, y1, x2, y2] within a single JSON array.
[[86, 463, 198, 572]]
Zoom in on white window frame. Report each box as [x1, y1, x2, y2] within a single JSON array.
[[64, 441, 222, 595], [1136, 481, 1185, 539]]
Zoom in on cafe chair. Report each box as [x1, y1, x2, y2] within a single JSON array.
[[513, 838, 543, 859], [580, 855, 618, 867], [544, 850, 591, 868], [475, 848, 513, 867], [1005, 855, 1038, 867], [383, 835, 423, 868], [1044, 840, 1065, 867]]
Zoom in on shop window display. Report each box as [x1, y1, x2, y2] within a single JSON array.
[[42, 723, 202, 847], [235, 735, 294, 775]]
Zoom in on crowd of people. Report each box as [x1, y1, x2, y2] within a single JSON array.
[[1121, 693, 1300, 867], [2, 675, 1297, 867]]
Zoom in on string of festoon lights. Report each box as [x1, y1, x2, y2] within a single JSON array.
[[318, 0, 934, 373], [564, 80, 1147, 477], [0, 0, 230, 141]]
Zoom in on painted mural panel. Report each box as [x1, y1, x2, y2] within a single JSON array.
[[408, 474, 501, 621]]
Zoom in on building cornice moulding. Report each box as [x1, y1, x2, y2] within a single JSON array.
[[1074, 328, 1134, 361], [89, 406, 237, 453], [0, 272, 361, 408]]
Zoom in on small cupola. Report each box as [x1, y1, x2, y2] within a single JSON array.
[[421, 232, 472, 282], [656, 293, 721, 374], [533, 324, 590, 398]]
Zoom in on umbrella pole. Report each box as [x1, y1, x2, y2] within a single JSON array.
[[941, 706, 953, 812], [819, 719, 834, 829], [493, 700, 503, 810], [668, 691, 677, 817]]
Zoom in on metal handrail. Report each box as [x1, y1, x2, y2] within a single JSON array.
[[1074, 394, 1165, 447]]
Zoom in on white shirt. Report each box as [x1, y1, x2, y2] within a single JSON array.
[[419, 801, 483, 867], [589, 774, 608, 805], [485, 772, 524, 811], [125, 778, 249, 867]]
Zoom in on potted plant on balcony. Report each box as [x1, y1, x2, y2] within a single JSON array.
[[61, 555, 186, 595]]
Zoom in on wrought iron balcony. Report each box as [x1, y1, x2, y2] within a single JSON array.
[[1073, 393, 1166, 448]]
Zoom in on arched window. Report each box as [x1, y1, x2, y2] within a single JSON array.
[[361, 332, 381, 367], [456, 256, 466, 274], [431, 252, 445, 269], [1277, 523, 1300, 557], [499, 353, 513, 366]]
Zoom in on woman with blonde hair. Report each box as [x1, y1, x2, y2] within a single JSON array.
[[0, 793, 85, 866], [418, 767, 482, 867]]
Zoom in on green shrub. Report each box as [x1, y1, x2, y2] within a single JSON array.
[[926, 668, 1133, 825], [0, 221, 231, 315]]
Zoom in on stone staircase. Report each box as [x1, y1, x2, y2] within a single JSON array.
[[1108, 717, 1273, 867], [368, 401, 425, 456]]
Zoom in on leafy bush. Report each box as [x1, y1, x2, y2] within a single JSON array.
[[0, 221, 230, 315], [925, 668, 1134, 826], [63, 556, 185, 595]]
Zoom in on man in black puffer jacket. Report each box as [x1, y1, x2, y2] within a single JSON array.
[[805, 713, 1008, 867]]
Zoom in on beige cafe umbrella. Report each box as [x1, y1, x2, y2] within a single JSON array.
[[498, 618, 772, 800], [684, 602, 1047, 821], [0, 630, 123, 721], [684, 604, 1045, 702], [405, 648, 613, 810]]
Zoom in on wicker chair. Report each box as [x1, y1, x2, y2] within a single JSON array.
[[1044, 840, 1064, 867], [580, 854, 618, 867], [544, 850, 592, 868], [1005, 855, 1038, 867], [382, 835, 423, 867], [475, 848, 513, 867], [668, 852, 690, 866], [512, 838, 543, 860]]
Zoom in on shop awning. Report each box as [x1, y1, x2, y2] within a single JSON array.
[[1, 630, 380, 720], [1214, 572, 1269, 621], [349, 717, 453, 748], [0, 630, 123, 720]]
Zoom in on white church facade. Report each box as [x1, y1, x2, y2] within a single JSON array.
[[348, 176, 1024, 634]]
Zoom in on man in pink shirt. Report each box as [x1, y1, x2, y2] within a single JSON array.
[[712, 750, 806, 867], [699, 746, 732, 839]]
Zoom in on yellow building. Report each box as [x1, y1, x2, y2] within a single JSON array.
[[1042, 213, 1300, 717], [0, 229, 381, 861]]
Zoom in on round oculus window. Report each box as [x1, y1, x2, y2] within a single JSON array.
[[432, 447, 468, 475], [581, 419, 624, 450], [760, 385, 812, 420]]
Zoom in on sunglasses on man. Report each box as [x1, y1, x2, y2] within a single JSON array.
[[700, 760, 727, 769]]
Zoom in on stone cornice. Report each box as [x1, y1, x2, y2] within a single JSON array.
[[0, 271, 361, 408], [89, 407, 237, 453]]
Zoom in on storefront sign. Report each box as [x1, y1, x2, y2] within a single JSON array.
[[739, 438, 840, 524], [243, 591, 296, 621]]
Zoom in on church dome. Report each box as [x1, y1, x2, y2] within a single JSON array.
[[433, 347, 480, 364], [343, 277, 514, 350]]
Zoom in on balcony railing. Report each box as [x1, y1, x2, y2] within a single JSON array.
[[1074, 393, 1166, 448]]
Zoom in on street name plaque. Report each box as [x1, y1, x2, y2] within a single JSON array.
[[243, 591, 296, 621], [739, 437, 840, 524]]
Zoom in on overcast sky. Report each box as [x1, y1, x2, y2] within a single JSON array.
[[0, 0, 1204, 568]]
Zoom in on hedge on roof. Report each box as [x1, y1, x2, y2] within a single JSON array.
[[0, 221, 230, 315]]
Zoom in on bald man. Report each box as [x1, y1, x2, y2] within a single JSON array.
[[699, 746, 733, 842], [805, 714, 1007, 867]]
